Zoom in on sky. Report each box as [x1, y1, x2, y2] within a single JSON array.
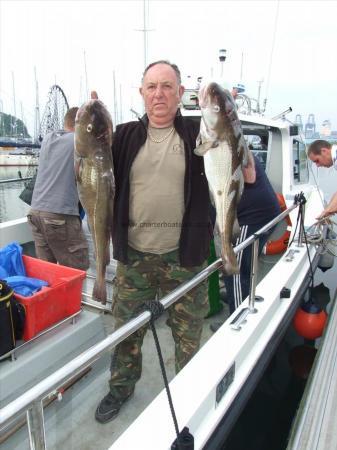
[[1, 0, 337, 138]]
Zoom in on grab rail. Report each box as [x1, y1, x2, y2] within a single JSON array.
[[0, 202, 299, 448], [0, 177, 33, 184]]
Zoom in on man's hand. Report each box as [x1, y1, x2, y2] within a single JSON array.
[[316, 191, 337, 219], [91, 91, 98, 100], [242, 149, 256, 184]]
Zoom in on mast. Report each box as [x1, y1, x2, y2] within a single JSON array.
[[113, 70, 118, 127], [136, 0, 153, 72], [240, 52, 244, 81], [34, 67, 40, 143], [84, 50, 89, 100], [11, 71, 17, 137], [119, 84, 123, 123]]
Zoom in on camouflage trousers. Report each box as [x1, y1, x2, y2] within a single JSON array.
[[109, 246, 208, 400]]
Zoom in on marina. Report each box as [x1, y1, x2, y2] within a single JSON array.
[[1, 87, 337, 450], [0, 148, 39, 167]]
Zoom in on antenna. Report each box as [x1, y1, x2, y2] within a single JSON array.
[[272, 107, 292, 121]]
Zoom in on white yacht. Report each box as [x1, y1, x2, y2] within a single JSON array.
[[0, 87, 333, 450]]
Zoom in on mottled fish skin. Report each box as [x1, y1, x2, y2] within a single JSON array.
[[195, 82, 248, 275], [74, 100, 114, 304]]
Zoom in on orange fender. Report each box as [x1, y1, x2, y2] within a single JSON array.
[[264, 193, 292, 255]]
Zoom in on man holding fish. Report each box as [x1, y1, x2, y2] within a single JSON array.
[[90, 61, 257, 423], [94, 60, 212, 423]]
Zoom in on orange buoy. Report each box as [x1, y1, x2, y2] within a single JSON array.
[[293, 301, 327, 340], [264, 193, 292, 255]]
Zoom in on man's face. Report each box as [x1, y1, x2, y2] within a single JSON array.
[[139, 63, 184, 127], [308, 147, 333, 168]]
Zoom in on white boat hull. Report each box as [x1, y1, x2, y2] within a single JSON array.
[[0, 153, 38, 166]]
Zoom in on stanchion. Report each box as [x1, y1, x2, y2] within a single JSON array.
[[206, 240, 222, 317]]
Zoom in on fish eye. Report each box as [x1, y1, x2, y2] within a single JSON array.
[[87, 123, 93, 133], [213, 105, 220, 113]]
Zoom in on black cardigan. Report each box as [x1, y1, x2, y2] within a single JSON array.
[[111, 112, 211, 267]]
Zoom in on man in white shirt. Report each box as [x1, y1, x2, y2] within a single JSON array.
[[308, 139, 337, 219]]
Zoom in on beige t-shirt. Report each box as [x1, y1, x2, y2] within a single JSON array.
[[128, 126, 185, 254]]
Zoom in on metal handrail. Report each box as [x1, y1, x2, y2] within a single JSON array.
[[0, 202, 298, 438], [0, 177, 33, 184]]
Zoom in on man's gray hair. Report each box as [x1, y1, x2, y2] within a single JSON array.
[[142, 60, 182, 84]]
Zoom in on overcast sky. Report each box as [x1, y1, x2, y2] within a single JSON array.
[[1, 0, 336, 136]]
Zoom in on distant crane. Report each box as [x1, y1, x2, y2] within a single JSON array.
[[294, 114, 303, 133], [305, 114, 316, 139]]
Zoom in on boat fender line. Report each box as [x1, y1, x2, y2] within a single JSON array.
[[263, 193, 292, 255]]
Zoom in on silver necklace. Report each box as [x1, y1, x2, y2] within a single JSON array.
[[148, 126, 174, 143]]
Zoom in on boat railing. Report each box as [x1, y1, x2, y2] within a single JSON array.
[[0, 201, 300, 449], [0, 177, 34, 184]]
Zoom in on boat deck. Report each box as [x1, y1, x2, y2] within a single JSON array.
[[0, 219, 227, 449]]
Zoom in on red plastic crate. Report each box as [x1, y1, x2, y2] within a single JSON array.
[[14, 255, 86, 341]]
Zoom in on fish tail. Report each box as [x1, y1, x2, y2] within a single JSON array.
[[92, 278, 107, 305], [221, 248, 240, 275], [219, 232, 240, 275]]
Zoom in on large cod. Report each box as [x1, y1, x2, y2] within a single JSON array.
[[195, 82, 248, 274], [74, 99, 114, 304]]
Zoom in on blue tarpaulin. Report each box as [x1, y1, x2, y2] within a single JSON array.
[[0, 242, 48, 296]]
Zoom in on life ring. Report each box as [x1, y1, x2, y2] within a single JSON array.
[[263, 193, 292, 255]]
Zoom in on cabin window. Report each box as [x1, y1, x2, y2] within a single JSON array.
[[245, 134, 268, 170], [293, 139, 309, 184]]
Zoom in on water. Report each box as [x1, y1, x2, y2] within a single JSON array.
[[0, 166, 32, 222]]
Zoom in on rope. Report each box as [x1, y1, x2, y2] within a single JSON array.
[[142, 300, 183, 449]]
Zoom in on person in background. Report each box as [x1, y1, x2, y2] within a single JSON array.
[[210, 151, 281, 331], [27, 107, 89, 270], [307, 139, 337, 219], [95, 60, 211, 424]]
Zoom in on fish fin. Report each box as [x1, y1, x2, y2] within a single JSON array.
[[92, 279, 107, 305], [74, 157, 83, 183], [194, 141, 214, 156], [232, 218, 241, 243], [219, 233, 240, 275], [105, 241, 110, 266]]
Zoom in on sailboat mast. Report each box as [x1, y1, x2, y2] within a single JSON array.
[[34, 67, 40, 143], [143, 0, 148, 70], [84, 50, 89, 100], [11, 71, 17, 137]]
